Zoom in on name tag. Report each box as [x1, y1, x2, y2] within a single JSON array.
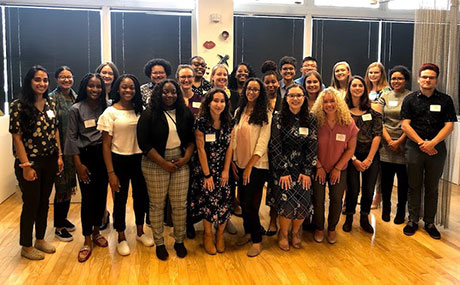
[[388, 101, 398, 107], [205, 133, 216, 142], [362, 113, 372, 121], [299, 127, 309, 136], [192, 102, 201, 109], [430, 105, 441, 112], [369, 93, 377, 101], [336, 133, 346, 142], [84, 119, 96, 128], [46, 110, 55, 119]]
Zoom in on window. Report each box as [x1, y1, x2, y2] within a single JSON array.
[[314, 0, 378, 8], [235, 0, 304, 4], [388, 0, 450, 10]]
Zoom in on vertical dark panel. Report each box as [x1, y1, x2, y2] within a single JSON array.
[[233, 16, 304, 78], [111, 12, 192, 85], [312, 18, 379, 85], [381, 21, 414, 80], [5, 7, 101, 100], [0, 7, 4, 114]]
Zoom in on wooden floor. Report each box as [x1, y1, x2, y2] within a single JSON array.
[[1, 185, 460, 285]]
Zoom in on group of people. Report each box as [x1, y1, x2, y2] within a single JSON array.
[[9, 54, 457, 263]]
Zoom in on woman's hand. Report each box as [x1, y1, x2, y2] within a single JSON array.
[[76, 163, 91, 183], [279, 175, 292, 190], [315, 167, 326, 185], [361, 158, 372, 170], [161, 160, 178, 173], [231, 162, 239, 180], [173, 157, 189, 169], [298, 174, 311, 190], [57, 156, 64, 176], [352, 160, 366, 172], [204, 177, 215, 192], [108, 173, 121, 192], [330, 168, 341, 185], [243, 166, 252, 185], [23, 167, 37, 181], [221, 169, 229, 187]]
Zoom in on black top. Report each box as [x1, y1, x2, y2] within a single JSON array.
[[351, 108, 383, 154], [137, 106, 195, 157], [401, 90, 457, 141], [229, 89, 240, 117], [192, 78, 212, 98]]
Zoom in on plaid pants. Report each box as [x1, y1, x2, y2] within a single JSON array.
[[141, 148, 189, 245]]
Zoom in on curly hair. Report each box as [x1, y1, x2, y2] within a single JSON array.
[[110, 74, 144, 115], [228, 63, 256, 91], [198, 88, 232, 129], [330, 61, 351, 90], [280, 84, 311, 128], [261, 60, 280, 81], [364, 62, 389, 92], [389, 65, 411, 82], [149, 79, 186, 115], [75, 73, 107, 109], [234, 78, 268, 126], [143, 58, 172, 79], [311, 87, 352, 127], [345, 75, 371, 111]]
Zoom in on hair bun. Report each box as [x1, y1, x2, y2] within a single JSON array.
[[261, 60, 278, 74]]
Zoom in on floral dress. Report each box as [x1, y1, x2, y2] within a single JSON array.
[[189, 117, 233, 225], [268, 111, 318, 219]]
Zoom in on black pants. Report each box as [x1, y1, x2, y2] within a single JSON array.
[[381, 161, 408, 215], [15, 155, 58, 247], [54, 199, 71, 228], [79, 145, 108, 236], [345, 153, 380, 215], [112, 153, 149, 232], [406, 140, 446, 224], [238, 167, 268, 244]]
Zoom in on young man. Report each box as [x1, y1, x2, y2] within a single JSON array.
[[294, 56, 318, 86], [278, 56, 297, 98], [400, 63, 457, 239]]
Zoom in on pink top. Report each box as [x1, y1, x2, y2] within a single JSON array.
[[317, 119, 359, 173], [235, 114, 252, 168]]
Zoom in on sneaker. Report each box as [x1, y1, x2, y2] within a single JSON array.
[[63, 220, 76, 232], [403, 221, 419, 236], [117, 240, 130, 256], [424, 223, 441, 240], [21, 247, 44, 260], [156, 245, 169, 261], [326, 230, 337, 244], [136, 234, 154, 247], [314, 230, 324, 243], [55, 228, 73, 242], [174, 242, 187, 258], [34, 240, 56, 254]]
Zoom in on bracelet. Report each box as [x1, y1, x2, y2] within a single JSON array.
[[19, 161, 33, 168], [204, 173, 212, 178], [58, 153, 63, 156], [108, 171, 115, 175]]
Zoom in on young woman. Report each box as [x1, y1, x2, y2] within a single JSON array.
[[65, 73, 108, 262], [343, 76, 382, 234], [176, 64, 202, 117], [228, 63, 256, 96], [10, 65, 64, 260], [261, 60, 282, 236], [364, 62, 391, 103], [269, 84, 317, 251], [311, 88, 358, 244], [303, 70, 324, 111], [377, 66, 411, 224], [96, 62, 119, 105], [140, 58, 172, 108], [137, 79, 195, 261], [191, 88, 234, 255], [233, 78, 271, 257], [330, 61, 352, 99], [210, 64, 239, 116], [49, 66, 78, 242], [190, 56, 212, 98], [98, 74, 153, 256]]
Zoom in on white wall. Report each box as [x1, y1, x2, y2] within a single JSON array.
[[0, 116, 18, 203]]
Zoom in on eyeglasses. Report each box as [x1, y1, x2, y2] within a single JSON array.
[[420, 76, 436, 80], [58, 75, 74, 80], [287, 94, 305, 99], [192, 62, 207, 68], [247, 88, 260, 93], [179, 75, 194, 80]]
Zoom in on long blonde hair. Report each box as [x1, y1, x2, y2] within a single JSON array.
[[364, 62, 389, 92], [311, 87, 352, 127], [330, 61, 351, 90]]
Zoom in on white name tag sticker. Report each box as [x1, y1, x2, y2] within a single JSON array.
[[336, 133, 346, 142], [362, 114, 372, 121], [299, 127, 309, 136], [84, 119, 96, 128], [192, 102, 201, 109], [430, 104, 441, 112], [205, 133, 216, 142], [389, 101, 398, 107], [46, 110, 55, 118]]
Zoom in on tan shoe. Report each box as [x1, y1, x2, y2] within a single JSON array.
[[236, 234, 251, 246], [278, 232, 290, 251], [203, 233, 216, 255], [314, 230, 324, 243], [34, 240, 56, 254], [327, 230, 337, 244], [291, 231, 302, 249], [21, 247, 44, 260], [216, 231, 225, 253], [247, 243, 262, 257]]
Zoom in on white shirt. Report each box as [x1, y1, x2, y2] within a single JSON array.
[[164, 109, 181, 149]]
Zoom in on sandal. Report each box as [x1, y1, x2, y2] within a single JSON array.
[[266, 224, 278, 236], [92, 234, 108, 247], [78, 245, 92, 263]]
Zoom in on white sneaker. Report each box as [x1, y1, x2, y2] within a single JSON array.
[[117, 240, 130, 256], [136, 234, 154, 247]]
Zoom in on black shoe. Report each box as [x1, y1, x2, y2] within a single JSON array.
[[156, 245, 169, 261], [382, 212, 391, 222], [342, 215, 353, 232], [424, 223, 441, 240], [55, 228, 73, 242], [360, 215, 374, 234], [403, 221, 418, 236], [174, 242, 188, 258], [186, 224, 196, 239], [63, 220, 76, 232], [266, 225, 278, 236], [394, 213, 405, 225], [100, 212, 110, 230]]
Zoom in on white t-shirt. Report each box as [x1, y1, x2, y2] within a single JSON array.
[[164, 109, 181, 149], [97, 106, 142, 155]]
